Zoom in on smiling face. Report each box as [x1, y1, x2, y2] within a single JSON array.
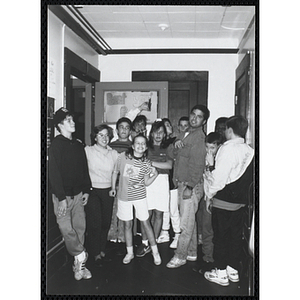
[[189, 109, 206, 128], [132, 136, 147, 157], [95, 128, 110, 148]]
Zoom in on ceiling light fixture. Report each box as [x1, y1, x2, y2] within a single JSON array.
[[158, 23, 169, 31]]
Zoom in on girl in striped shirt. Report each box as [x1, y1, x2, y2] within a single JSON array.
[[110, 134, 161, 265]]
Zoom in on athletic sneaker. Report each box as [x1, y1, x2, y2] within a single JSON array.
[[136, 244, 151, 257], [152, 252, 162, 265], [226, 265, 239, 282], [204, 268, 229, 286], [123, 253, 134, 264], [157, 230, 170, 243], [166, 256, 187, 268], [186, 255, 197, 261], [169, 234, 180, 249], [73, 252, 92, 280]]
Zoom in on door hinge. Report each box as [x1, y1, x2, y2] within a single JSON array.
[[235, 95, 238, 105]]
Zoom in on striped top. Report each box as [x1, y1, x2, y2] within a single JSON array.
[[115, 152, 151, 201]]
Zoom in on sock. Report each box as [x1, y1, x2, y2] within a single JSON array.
[[75, 250, 85, 261], [174, 233, 180, 237], [126, 246, 134, 255], [142, 239, 148, 246], [151, 244, 159, 255]]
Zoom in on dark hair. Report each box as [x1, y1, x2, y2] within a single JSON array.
[[226, 115, 248, 138], [205, 132, 224, 145], [178, 116, 189, 125], [162, 118, 172, 126], [148, 121, 168, 149], [132, 115, 147, 129], [190, 105, 210, 122], [126, 133, 148, 161], [215, 117, 228, 128], [116, 117, 132, 130], [90, 124, 114, 145], [55, 113, 73, 133]]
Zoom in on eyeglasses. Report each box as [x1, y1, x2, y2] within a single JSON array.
[[97, 133, 109, 138]]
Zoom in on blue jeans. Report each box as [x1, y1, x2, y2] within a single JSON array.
[[52, 192, 86, 257], [174, 182, 203, 260]]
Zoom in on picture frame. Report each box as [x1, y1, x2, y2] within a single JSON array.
[[94, 81, 168, 125]]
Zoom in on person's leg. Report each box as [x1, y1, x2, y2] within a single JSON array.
[[141, 219, 161, 265], [107, 196, 119, 241], [174, 183, 196, 260], [152, 209, 163, 239], [84, 189, 102, 259], [98, 188, 114, 255], [200, 198, 214, 262], [52, 194, 85, 256], [211, 207, 230, 270], [228, 207, 245, 273], [124, 220, 133, 248], [136, 210, 151, 257], [170, 188, 180, 234]]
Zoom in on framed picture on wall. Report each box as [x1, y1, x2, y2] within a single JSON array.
[[94, 81, 168, 125], [104, 90, 158, 123]]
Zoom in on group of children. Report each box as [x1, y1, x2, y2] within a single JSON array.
[[49, 105, 254, 288]]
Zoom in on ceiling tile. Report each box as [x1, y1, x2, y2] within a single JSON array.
[[168, 12, 196, 23]]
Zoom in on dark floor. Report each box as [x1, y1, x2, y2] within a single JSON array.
[[46, 235, 253, 296]]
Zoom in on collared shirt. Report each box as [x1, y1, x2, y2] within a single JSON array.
[[204, 137, 254, 199]]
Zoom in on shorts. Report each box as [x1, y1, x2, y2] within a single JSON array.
[[117, 198, 149, 221], [146, 174, 169, 212]]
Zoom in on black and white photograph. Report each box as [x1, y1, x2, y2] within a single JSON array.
[[42, 1, 259, 298]]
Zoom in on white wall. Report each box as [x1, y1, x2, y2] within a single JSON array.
[[99, 53, 238, 133], [47, 10, 99, 111]]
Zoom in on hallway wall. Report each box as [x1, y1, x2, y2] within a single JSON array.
[[99, 54, 238, 133], [48, 10, 99, 110]]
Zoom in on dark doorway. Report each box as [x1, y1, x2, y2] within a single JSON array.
[[132, 71, 208, 132]]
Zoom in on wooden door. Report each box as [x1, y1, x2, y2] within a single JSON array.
[[168, 81, 197, 131], [132, 71, 208, 129]]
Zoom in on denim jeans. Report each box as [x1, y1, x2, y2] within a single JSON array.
[[174, 182, 203, 260], [52, 192, 86, 257]]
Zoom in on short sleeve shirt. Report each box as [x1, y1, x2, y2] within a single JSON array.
[[148, 145, 172, 174], [115, 152, 152, 201]]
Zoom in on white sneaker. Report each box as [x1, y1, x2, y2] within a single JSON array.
[[226, 265, 239, 282], [166, 256, 186, 268], [73, 252, 92, 280], [123, 253, 134, 264], [169, 234, 180, 249], [157, 231, 170, 243], [152, 252, 162, 265], [204, 268, 229, 286]]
